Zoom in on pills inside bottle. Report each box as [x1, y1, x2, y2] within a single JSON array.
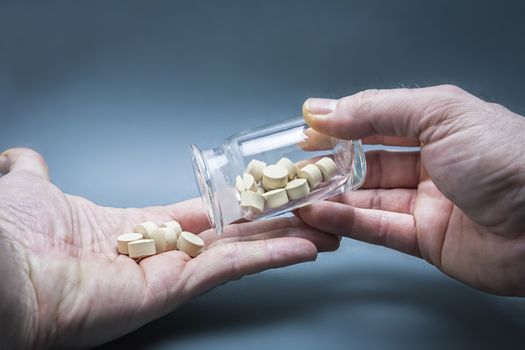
[[191, 116, 366, 235]]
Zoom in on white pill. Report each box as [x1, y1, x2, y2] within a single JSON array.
[[263, 188, 289, 209], [256, 186, 266, 194], [297, 164, 323, 189], [243, 173, 258, 192], [128, 239, 156, 259], [246, 159, 267, 182], [160, 220, 182, 238], [177, 231, 205, 257], [133, 221, 158, 239], [116, 233, 144, 255], [276, 157, 298, 180], [150, 227, 178, 253], [315, 157, 337, 181], [235, 175, 246, 192], [262, 164, 289, 190], [240, 190, 265, 213], [285, 178, 310, 200]]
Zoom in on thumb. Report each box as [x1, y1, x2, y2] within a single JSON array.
[[302, 85, 475, 142], [0, 148, 50, 180]]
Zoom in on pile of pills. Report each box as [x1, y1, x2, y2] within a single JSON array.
[[237, 156, 337, 213], [116, 220, 204, 260]]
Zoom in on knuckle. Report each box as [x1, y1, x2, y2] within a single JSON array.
[[435, 84, 466, 96]]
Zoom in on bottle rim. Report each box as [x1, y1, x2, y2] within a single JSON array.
[[190, 144, 224, 235]]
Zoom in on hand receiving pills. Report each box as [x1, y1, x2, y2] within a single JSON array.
[[298, 85, 525, 296], [0, 148, 339, 349]]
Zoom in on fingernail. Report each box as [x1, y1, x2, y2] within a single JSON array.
[[303, 98, 338, 117]]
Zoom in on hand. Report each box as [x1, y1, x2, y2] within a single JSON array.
[[297, 85, 525, 296], [0, 148, 339, 349]]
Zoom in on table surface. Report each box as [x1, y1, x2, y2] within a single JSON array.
[[1, 1, 524, 349]]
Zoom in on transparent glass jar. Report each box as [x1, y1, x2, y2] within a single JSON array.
[[191, 116, 367, 235]]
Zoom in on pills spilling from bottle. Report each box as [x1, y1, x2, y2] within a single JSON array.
[[235, 156, 338, 213], [116, 220, 204, 262]]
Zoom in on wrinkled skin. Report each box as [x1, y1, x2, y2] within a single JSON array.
[[298, 85, 525, 296], [0, 149, 339, 349]]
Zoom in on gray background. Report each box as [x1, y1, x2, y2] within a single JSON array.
[[1, 0, 525, 349]]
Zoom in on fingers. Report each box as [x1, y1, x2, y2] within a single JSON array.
[[329, 188, 417, 214], [0, 148, 50, 180], [181, 237, 318, 300], [297, 201, 420, 257], [200, 216, 340, 253], [303, 85, 474, 142], [363, 150, 421, 189]]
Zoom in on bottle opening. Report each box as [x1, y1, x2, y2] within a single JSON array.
[[190, 144, 224, 235]]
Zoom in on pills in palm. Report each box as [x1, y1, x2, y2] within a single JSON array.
[[177, 231, 205, 257], [160, 221, 182, 238], [128, 239, 156, 259], [133, 222, 158, 239], [116, 219, 204, 261], [117, 233, 144, 255]]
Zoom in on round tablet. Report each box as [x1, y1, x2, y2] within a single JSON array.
[[297, 164, 322, 190], [276, 157, 298, 180], [262, 164, 289, 190], [235, 175, 246, 192], [133, 221, 158, 239], [128, 239, 156, 259], [246, 159, 267, 182], [285, 178, 310, 200], [240, 190, 265, 213], [116, 233, 144, 255], [243, 173, 258, 192], [160, 220, 182, 238], [177, 231, 205, 257], [315, 157, 337, 182], [150, 227, 178, 253], [263, 188, 289, 209]]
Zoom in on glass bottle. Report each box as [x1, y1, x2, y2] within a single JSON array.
[[191, 116, 366, 235]]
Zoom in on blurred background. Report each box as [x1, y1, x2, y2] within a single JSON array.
[[1, 0, 525, 349]]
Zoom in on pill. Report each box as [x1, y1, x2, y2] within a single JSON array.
[[263, 188, 289, 209], [246, 159, 267, 182], [133, 221, 158, 239], [128, 239, 156, 259], [116, 233, 144, 255], [315, 157, 337, 181], [262, 164, 289, 190], [150, 227, 178, 253], [297, 164, 322, 189], [240, 190, 265, 213], [243, 173, 258, 192], [160, 220, 182, 238], [256, 186, 266, 194], [285, 178, 310, 200], [276, 157, 298, 180], [177, 231, 205, 257], [235, 175, 246, 192]]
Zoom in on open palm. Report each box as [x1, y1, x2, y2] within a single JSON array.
[[0, 148, 338, 349], [297, 85, 525, 296]]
